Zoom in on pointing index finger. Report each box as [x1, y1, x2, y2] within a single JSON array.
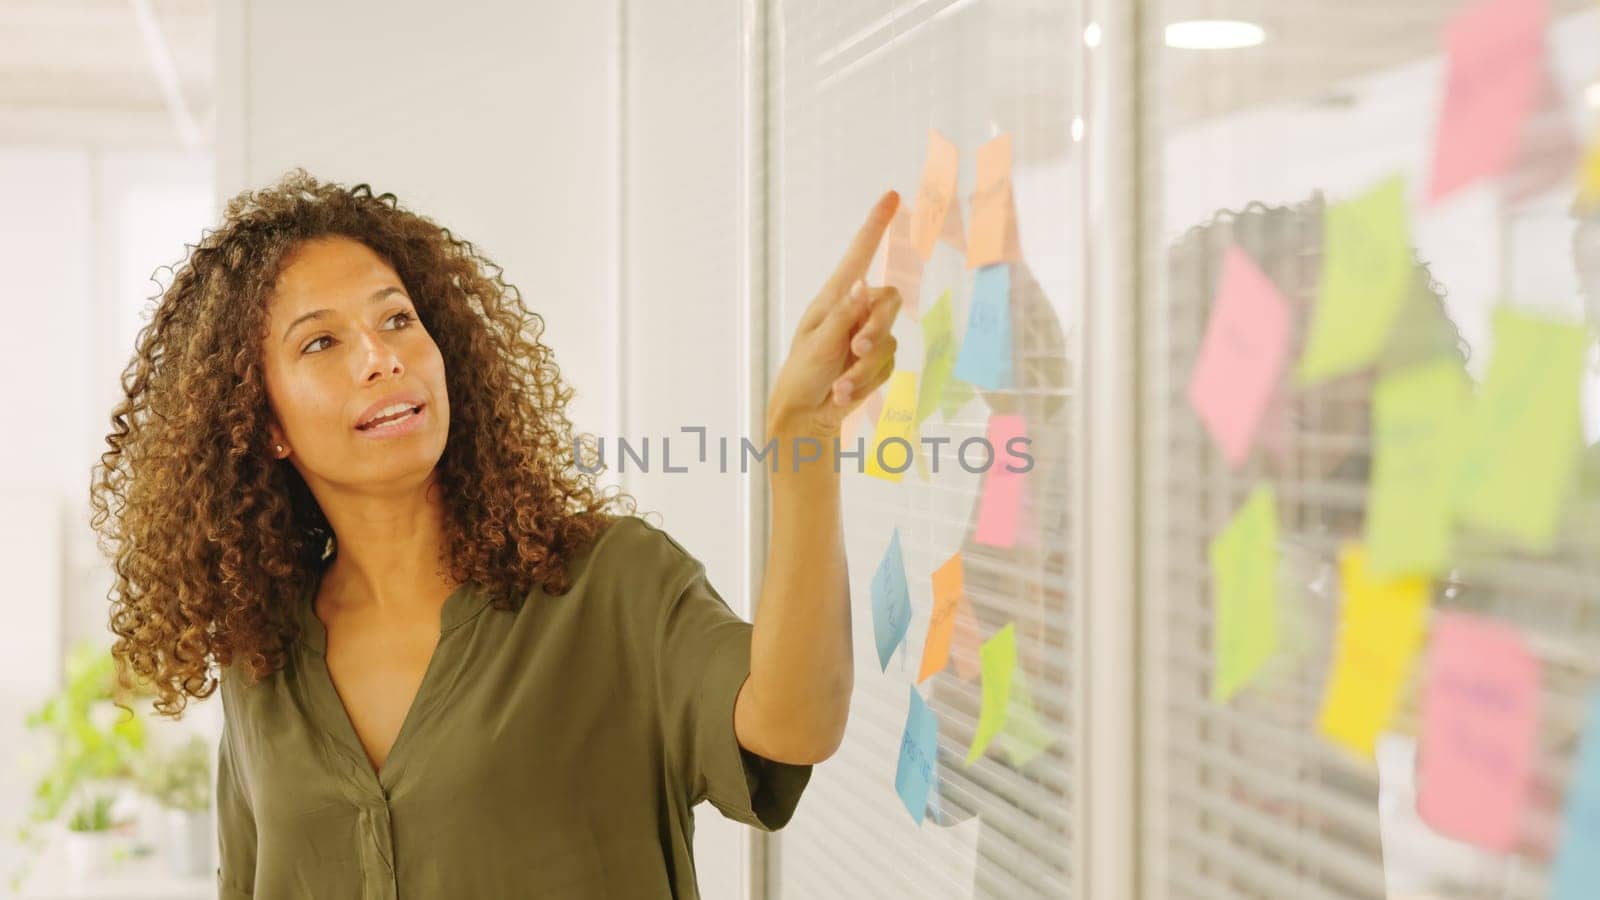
[[822, 190, 900, 300]]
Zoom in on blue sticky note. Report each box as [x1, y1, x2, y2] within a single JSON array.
[[895, 684, 939, 825], [872, 528, 911, 671], [1554, 692, 1600, 898], [952, 264, 1012, 390]]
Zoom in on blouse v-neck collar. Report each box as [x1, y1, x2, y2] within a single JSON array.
[[296, 564, 489, 656]]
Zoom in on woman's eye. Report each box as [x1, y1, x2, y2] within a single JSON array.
[[300, 311, 416, 355]]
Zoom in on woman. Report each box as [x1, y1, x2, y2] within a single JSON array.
[[87, 169, 905, 898]]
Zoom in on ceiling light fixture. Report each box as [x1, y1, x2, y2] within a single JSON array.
[[1165, 19, 1266, 50]]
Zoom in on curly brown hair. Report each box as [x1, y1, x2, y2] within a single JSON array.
[[89, 168, 642, 718]]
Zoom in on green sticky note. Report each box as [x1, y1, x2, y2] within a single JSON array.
[[918, 291, 959, 425], [1210, 486, 1281, 703], [1000, 668, 1054, 768], [1365, 360, 1470, 577], [965, 622, 1017, 765], [1296, 176, 1414, 385], [1456, 307, 1590, 552]]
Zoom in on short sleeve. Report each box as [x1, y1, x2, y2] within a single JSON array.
[[216, 683, 257, 898], [656, 558, 814, 831]]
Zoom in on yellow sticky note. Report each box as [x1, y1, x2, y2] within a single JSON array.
[[1000, 669, 1054, 768], [1317, 544, 1430, 759], [1455, 306, 1590, 552], [966, 622, 1016, 765], [1365, 360, 1470, 577], [1210, 486, 1280, 703], [865, 371, 920, 482], [1296, 176, 1414, 385], [1580, 137, 1600, 214]]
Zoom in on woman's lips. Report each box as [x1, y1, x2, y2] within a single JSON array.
[[354, 403, 427, 438]]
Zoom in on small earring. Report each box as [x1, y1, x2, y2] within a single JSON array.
[[274, 444, 285, 455]]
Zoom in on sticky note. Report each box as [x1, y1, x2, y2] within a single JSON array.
[[1316, 544, 1431, 759], [1426, 0, 1547, 204], [967, 133, 1021, 268], [877, 204, 923, 318], [1365, 360, 1470, 577], [950, 595, 982, 681], [965, 622, 1016, 765], [940, 190, 967, 252], [1187, 244, 1293, 469], [974, 414, 1029, 547], [1553, 692, 1600, 899], [918, 552, 964, 683], [1455, 306, 1589, 552], [1209, 486, 1280, 703], [865, 371, 921, 482], [895, 684, 939, 824], [1580, 138, 1600, 213], [911, 128, 959, 261], [1001, 669, 1054, 768], [917, 291, 972, 425], [1416, 612, 1540, 851], [1296, 176, 1414, 385], [872, 528, 911, 671], [953, 264, 1012, 390], [842, 387, 885, 447]]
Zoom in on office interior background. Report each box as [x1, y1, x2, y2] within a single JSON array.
[[1, 0, 1598, 898]]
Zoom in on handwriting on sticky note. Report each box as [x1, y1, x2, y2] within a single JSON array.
[[918, 552, 964, 683], [1210, 486, 1280, 703], [953, 264, 1013, 390], [1554, 692, 1600, 899], [1296, 176, 1414, 385], [878, 204, 923, 318], [872, 528, 912, 671], [1455, 306, 1588, 552], [966, 622, 1017, 765], [865, 371, 921, 482], [912, 128, 960, 261], [1416, 612, 1539, 851], [975, 414, 1029, 548], [967, 133, 1021, 268], [1187, 244, 1293, 469], [1427, 0, 1547, 204], [895, 684, 940, 824], [1364, 360, 1469, 577], [1316, 544, 1430, 759]]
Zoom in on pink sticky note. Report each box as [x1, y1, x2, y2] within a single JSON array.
[[1186, 245, 1293, 469], [975, 413, 1028, 547], [1417, 612, 1541, 851], [1427, 0, 1547, 204], [842, 388, 885, 446]]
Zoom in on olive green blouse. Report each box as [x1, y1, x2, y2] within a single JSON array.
[[215, 515, 813, 899]]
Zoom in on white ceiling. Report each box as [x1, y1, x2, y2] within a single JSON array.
[[0, 0, 212, 149]]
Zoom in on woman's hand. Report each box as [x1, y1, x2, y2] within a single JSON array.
[[766, 190, 905, 443]]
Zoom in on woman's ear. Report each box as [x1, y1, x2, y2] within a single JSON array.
[[267, 419, 289, 458]]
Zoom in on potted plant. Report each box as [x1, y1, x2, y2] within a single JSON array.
[[10, 640, 150, 887], [133, 735, 213, 877], [61, 791, 127, 880]]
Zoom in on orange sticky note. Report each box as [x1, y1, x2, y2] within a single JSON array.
[[951, 595, 982, 681], [911, 128, 960, 261], [967, 133, 1021, 268], [876, 204, 924, 318], [940, 191, 966, 252], [918, 553, 965, 683]]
